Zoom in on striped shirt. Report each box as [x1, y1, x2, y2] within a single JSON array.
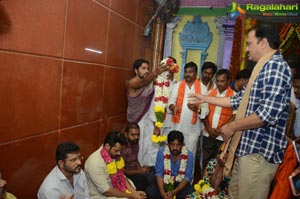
[[230, 52, 292, 163]]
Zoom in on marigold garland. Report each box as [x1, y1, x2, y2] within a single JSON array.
[[194, 180, 219, 199], [100, 147, 131, 193], [153, 57, 179, 143], [152, 134, 167, 143]]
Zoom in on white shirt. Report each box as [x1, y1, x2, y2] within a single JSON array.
[[38, 166, 90, 199], [203, 88, 236, 141], [168, 81, 202, 135]]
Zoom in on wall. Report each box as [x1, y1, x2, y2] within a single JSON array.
[[172, 15, 220, 80], [0, 0, 154, 198]]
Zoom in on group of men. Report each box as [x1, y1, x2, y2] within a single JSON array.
[[36, 23, 299, 199]]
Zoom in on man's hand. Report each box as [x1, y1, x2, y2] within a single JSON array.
[[187, 103, 198, 112], [129, 191, 146, 199], [188, 93, 205, 104], [169, 104, 181, 115], [153, 126, 161, 136], [292, 167, 300, 176], [165, 191, 175, 199], [154, 63, 169, 77], [208, 127, 219, 138], [139, 165, 150, 173], [137, 191, 147, 199], [219, 123, 235, 142], [59, 194, 74, 199]]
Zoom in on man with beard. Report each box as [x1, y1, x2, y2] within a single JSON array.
[[126, 59, 167, 168], [38, 142, 90, 199], [121, 122, 156, 191], [199, 62, 217, 94], [168, 62, 203, 159], [145, 130, 194, 199], [85, 131, 146, 199], [201, 69, 236, 173]]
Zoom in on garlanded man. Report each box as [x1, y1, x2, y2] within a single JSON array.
[[145, 130, 194, 199], [84, 131, 146, 199]]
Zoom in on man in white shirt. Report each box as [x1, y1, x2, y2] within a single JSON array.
[[168, 62, 203, 158], [38, 142, 90, 199], [201, 69, 236, 171]]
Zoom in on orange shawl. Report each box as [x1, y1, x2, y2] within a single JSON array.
[[269, 143, 297, 199], [207, 87, 235, 129], [172, 79, 200, 124]]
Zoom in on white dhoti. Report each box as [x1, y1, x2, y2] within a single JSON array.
[[137, 111, 160, 167]]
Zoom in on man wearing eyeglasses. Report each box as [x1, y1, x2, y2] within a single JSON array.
[[38, 142, 90, 199]]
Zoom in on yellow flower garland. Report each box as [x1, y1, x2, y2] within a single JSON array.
[[106, 157, 125, 175]]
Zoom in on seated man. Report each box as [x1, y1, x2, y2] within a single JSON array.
[[121, 122, 155, 191], [84, 131, 146, 199], [146, 130, 194, 199], [38, 142, 90, 199]]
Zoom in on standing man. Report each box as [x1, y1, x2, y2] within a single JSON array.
[[121, 122, 156, 191], [38, 142, 90, 199], [146, 130, 194, 199], [201, 69, 236, 171], [188, 24, 292, 199], [199, 62, 217, 94], [229, 68, 251, 92], [168, 62, 202, 158], [84, 131, 146, 199], [126, 59, 167, 167]]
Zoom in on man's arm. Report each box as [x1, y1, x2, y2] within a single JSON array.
[[188, 94, 232, 108], [220, 113, 264, 140], [127, 63, 168, 91]]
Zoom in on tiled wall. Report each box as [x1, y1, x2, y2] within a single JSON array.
[[0, 0, 154, 198], [180, 0, 300, 7]]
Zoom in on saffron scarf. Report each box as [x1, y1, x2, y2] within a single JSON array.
[[207, 87, 235, 129], [172, 79, 200, 124]]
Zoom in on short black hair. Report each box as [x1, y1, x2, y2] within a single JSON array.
[[103, 131, 126, 147], [235, 68, 251, 80], [248, 23, 280, 49], [125, 122, 140, 133], [133, 59, 149, 70], [216, 69, 230, 80], [184, 62, 198, 72], [201, 62, 217, 74], [56, 142, 80, 164], [168, 130, 184, 144]]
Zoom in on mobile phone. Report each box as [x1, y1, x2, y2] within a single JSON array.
[[289, 174, 300, 196], [292, 137, 300, 162]]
